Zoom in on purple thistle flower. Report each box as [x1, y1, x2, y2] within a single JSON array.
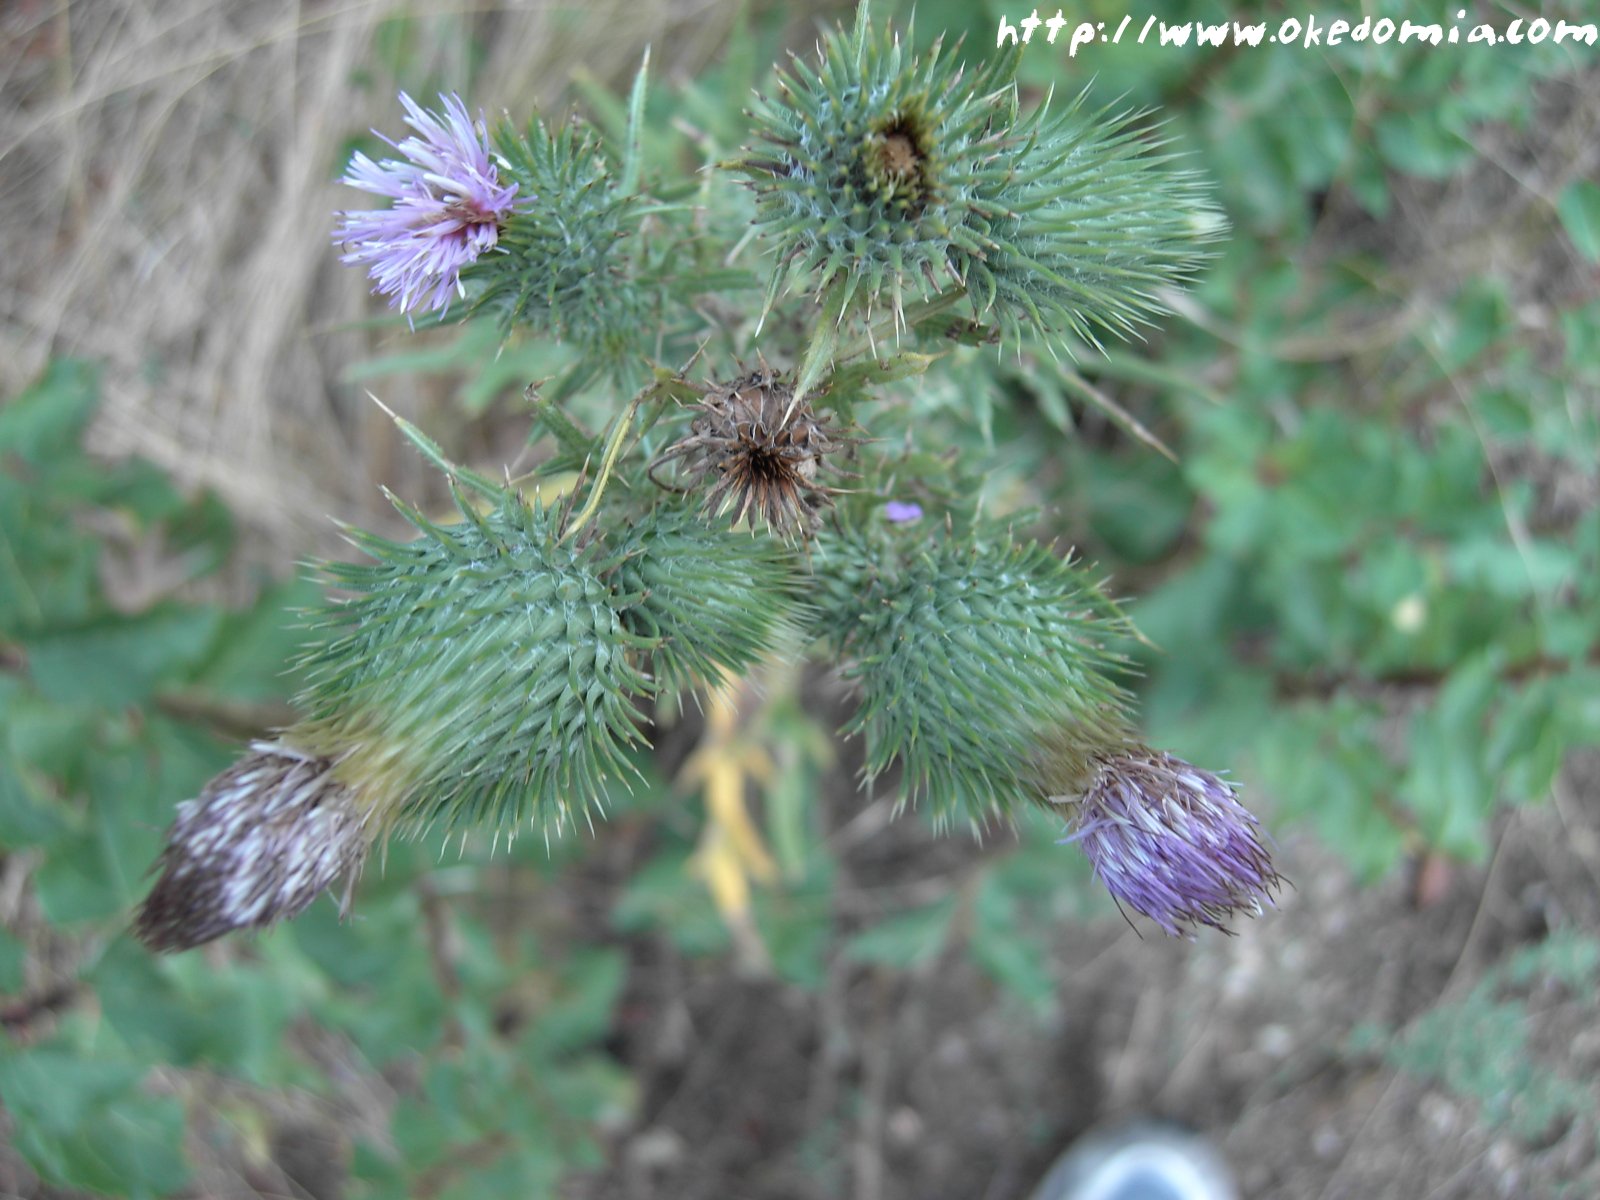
[[135, 742, 370, 952], [1058, 748, 1282, 937], [883, 500, 924, 523], [334, 92, 524, 316]]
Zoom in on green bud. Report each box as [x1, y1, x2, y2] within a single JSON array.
[[810, 517, 1137, 827], [729, 1, 1221, 349], [960, 88, 1224, 350], [609, 501, 805, 691], [296, 484, 654, 838], [471, 116, 653, 369]]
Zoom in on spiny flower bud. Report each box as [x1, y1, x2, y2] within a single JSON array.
[[1054, 748, 1282, 937], [135, 742, 369, 953], [809, 520, 1136, 827], [650, 366, 851, 540], [730, 4, 1011, 327], [296, 482, 655, 838], [961, 90, 1222, 349], [610, 502, 803, 690], [471, 115, 651, 368], [729, 2, 1219, 345]]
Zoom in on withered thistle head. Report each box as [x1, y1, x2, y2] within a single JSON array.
[[1055, 747, 1282, 938], [135, 742, 370, 953], [651, 366, 849, 539]]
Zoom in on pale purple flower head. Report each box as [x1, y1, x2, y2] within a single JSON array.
[[334, 92, 524, 316], [884, 500, 924, 523], [1058, 748, 1281, 937]]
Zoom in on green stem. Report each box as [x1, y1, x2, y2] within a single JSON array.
[[559, 394, 642, 544]]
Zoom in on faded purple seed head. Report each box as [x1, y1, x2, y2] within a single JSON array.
[[135, 742, 370, 953], [334, 92, 525, 316], [1057, 747, 1281, 937]]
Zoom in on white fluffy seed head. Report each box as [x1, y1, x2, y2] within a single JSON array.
[[135, 741, 370, 952]]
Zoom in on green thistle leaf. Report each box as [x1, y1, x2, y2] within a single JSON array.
[[810, 518, 1137, 827], [296, 485, 655, 838]]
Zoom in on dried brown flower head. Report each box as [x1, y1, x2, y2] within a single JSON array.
[[135, 742, 370, 952], [650, 366, 850, 539]]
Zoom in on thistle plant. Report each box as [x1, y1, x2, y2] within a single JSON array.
[[136, 1, 1277, 951]]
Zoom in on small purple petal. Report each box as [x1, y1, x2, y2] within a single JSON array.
[[333, 92, 527, 317], [1057, 748, 1282, 937], [884, 500, 923, 523]]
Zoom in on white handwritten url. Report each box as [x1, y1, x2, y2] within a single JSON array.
[[997, 10, 1598, 54]]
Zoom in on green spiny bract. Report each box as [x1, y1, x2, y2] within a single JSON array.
[[610, 501, 805, 691], [960, 89, 1222, 350], [295, 484, 655, 838], [727, 3, 1220, 348], [469, 116, 652, 368], [809, 518, 1137, 827], [729, 3, 1015, 326]]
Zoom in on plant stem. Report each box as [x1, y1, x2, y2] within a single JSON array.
[[559, 393, 643, 544]]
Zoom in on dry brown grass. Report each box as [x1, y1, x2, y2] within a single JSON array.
[[0, 0, 745, 558]]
